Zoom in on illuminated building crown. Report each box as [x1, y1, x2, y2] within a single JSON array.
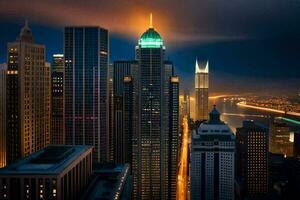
[[138, 13, 163, 48]]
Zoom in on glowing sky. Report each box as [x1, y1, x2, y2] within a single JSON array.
[[0, 0, 300, 94]]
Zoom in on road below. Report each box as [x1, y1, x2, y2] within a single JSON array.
[[177, 116, 189, 200]]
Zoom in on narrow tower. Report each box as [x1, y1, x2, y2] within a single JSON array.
[[195, 60, 209, 121]]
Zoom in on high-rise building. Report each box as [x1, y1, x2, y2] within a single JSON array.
[[168, 76, 179, 199], [132, 15, 179, 199], [0, 64, 7, 168], [112, 61, 138, 164], [6, 21, 51, 164], [108, 63, 114, 162], [236, 120, 269, 198], [0, 145, 93, 200], [51, 54, 64, 144], [269, 119, 294, 157], [195, 60, 209, 121], [64, 27, 109, 162], [191, 106, 235, 200]]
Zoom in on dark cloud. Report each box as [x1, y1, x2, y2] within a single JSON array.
[[0, 0, 300, 94], [1, 0, 300, 43]]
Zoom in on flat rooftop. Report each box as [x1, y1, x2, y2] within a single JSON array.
[[81, 164, 131, 200], [0, 145, 92, 175]]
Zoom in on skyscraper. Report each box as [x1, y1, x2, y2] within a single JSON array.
[[236, 120, 269, 198], [168, 76, 179, 199], [0, 63, 7, 168], [6, 21, 51, 164], [113, 60, 138, 163], [64, 27, 109, 162], [195, 60, 209, 121], [51, 54, 64, 144], [132, 14, 179, 199], [191, 106, 235, 200]]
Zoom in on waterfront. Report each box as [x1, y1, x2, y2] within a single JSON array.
[[215, 98, 279, 132]]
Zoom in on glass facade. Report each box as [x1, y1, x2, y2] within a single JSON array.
[[64, 27, 109, 162]]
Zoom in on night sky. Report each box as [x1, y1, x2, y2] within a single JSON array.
[[0, 0, 300, 94]]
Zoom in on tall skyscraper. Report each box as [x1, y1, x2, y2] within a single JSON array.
[[132, 15, 179, 199], [0, 63, 7, 168], [6, 21, 51, 164], [108, 63, 114, 162], [195, 60, 209, 121], [51, 54, 64, 144], [168, 76, 179, 199], [113, 60, 138, 163], [236, 120, 269, 198], [191, 106, 235, 200], [64, 27, 109, 162]]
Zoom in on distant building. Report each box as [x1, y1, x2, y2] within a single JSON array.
[[6, 21, 51, 164], [64, 26, 109, 162], [0, 64, 7, 168], [195, 60, 209, 121], [269, 119, 294, 157], [51, 54, 64, 144], [81, 163, 131, 200], [236, 120, 269, 199], [191, 106, 235, 200], [0, 145, 93, 200]]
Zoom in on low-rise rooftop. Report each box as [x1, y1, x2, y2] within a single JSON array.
[[0, 145, 92, 175]]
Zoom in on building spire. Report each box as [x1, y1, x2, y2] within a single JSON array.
[[149, 13, 153, 28]]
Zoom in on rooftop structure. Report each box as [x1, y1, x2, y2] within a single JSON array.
[[0, 145, 92, 175], [81, 163, 131, 200]]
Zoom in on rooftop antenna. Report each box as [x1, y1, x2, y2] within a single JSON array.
[[149, 13, 153, 28]]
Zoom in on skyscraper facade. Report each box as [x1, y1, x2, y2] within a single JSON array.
[[51, 54, 64, 144], [168, 76, 179, 199], [6, 22, 51, 164], [236, 120, 269, 198], [64, 27, 109, 162], [191, 106, 235, 200], [0, 64, 7, 168], [132, 17, 179, 199], [113, 60, 138, 163], [195, 60, 209, 121]]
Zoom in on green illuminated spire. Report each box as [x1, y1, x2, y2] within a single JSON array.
[[138, 14, 163, 48]]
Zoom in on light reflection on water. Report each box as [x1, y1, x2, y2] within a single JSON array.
[[214, 99, 275, 133]]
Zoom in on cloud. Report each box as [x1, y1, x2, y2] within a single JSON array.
[[1, 0, 300, 44]]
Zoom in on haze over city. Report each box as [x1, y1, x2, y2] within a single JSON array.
[[1, 0, 300, 94]]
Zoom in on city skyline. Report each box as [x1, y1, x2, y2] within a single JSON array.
[[1, 0, 300, 94], [0, 2, 300, 200]]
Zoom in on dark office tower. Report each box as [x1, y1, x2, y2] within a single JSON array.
[[236, 120, 269, 199], [6, 21, 51, 164], [51, 54, 64, 144], [64, 27, 109, 162], [195, 59, 209, 121], [0, 64, 7, 168], [108, 63, 114, 162], [168, 76, 179, 200], [113, 61, 138, 163], [123, 76, 134, 165], [132, 15, 179, 200]]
